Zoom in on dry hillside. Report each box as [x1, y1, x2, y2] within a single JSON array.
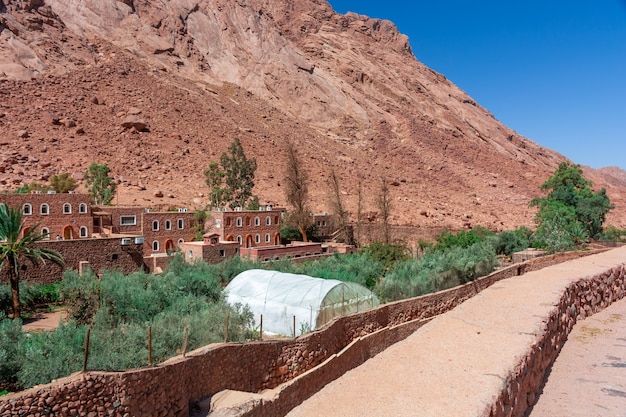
[[1, 0, 625, 237]]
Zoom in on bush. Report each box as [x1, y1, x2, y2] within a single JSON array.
[[362, 241, 410, 270], [0, 314, 23, 388], [434, 226, 494, 251], [381, 241, 497, 302], [492, 228, 532, 256], [299, 252, 385, 290]]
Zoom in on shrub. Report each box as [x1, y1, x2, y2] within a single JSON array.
[[362, 241, 410, 270], [0, 314, 23, 388]]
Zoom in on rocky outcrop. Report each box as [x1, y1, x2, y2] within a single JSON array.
[[0, 0, 625, 230]]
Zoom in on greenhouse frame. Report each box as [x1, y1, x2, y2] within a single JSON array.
[[225, 269, 380, 336]]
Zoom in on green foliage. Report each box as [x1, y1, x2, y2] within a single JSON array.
[[60, 270, 100, 324], [0, 313, 23, 387], [600, 226, 626, 243], [0, 282, 60, 315], [0, 203, 64, 318], [434, 226, 494, 251], [50, 173, 78, 194], [299, 253, 384, 290], [84, 162, 116, 205], [531, 162, 613, 239], [362, 241, 410, 270], [492, 227, 532, 256], [1, 259, 258, 389], [204, 138, 258, 210], [279, 222, 317, 243], [381, 241, 497, 302], [531, 200, 586, 253], [17, 323, 87, 388], [14, 183, 53, 194]]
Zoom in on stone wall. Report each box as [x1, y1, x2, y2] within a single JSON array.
[[0, 238, 145, 285], [486, 264, 626, 417], [0, 249, 612, 417]]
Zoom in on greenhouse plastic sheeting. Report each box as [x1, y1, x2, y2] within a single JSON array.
[[225, 269, 379, 336]]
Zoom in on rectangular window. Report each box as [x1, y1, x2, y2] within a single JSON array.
[[120, 215, 137, 226], [219, 250, 226, 257]]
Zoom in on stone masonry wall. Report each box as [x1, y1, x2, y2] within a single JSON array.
[[0, 238, 145, 285], [0, 249, 612, 417]]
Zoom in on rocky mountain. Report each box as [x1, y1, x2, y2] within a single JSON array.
[[1, 0, 625, 237]]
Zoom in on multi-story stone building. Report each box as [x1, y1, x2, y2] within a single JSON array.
[[0, 191, 92, 240], [93, 206, 198, 255], [206, 206, 283, 248]]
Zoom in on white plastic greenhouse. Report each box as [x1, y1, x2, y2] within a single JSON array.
[[225, 269, 379, 336]]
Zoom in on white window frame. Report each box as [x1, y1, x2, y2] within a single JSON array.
[[63, 203, 72, 214], [165, 220, 172, 230], [40, 203, 49, 215], [237, 235, 242, 244], [266, 216, 271, 226], [152, 240, 159, 252], [120, 215, 137, 226], [255, 234, 261, 244], [41, 228, 50, 239], [79, 203, 88, 214], [265, 233, 271, 243], [79, 226, 88, 238], [254, 216, 260, 226], [177, 219, 184, 229], [216, 219, 221, 228], [23, 203, 32, 215], [178, 238, 184, 244], [152, 220, 159, 231], [236, 217, 242, 227]]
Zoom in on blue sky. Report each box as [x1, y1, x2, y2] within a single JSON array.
[[328, 1, 626, 169]]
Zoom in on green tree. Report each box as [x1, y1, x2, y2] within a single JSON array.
[[531, 162, 613, 240], [0, 204, 64, 318], [204, 139, 258, 210], [220, 138, 257, 210], [204, 161, 228, 209], [84, 163, 116, 205], [50, 173, 78, 194]]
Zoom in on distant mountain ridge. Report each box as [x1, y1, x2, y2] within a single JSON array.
[[1, 0, 625, 233]]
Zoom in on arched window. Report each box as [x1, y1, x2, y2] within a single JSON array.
[[152, 241, 159, 252], [236, 217, 242, 227], [255, 234, 261, 244], [22, 203, 32, 215], [79, 203, 88, 214], [165, 220, 172, 230], [265, 233, 271, 243], [225, 217, 231, 227], [266, 216, 271, 226], [79, 226, 88, 238], [152, 220, 159, 231], [40, 203, 49, 215], [63, 203, 72, 214], [177, 219, 184, 229], [237, 235, 243, 244], [254, 217, 260, 226], [41, 228, 50, 239], [178, 238, 184, 244]]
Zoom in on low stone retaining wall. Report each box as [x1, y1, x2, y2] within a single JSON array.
[[0, 249, 610, 417], [487, 264, 626, 417]]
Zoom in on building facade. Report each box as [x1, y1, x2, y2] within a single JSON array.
[[0, 191, 93, 240], [206, 207, 282, 248]]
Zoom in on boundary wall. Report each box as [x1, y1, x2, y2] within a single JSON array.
[[0, 249, 613, 417]]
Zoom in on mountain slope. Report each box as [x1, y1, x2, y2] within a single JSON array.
[[1, 0, 625, 234]]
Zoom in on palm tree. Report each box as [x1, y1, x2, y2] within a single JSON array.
[[0, 203, 64, 319]]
